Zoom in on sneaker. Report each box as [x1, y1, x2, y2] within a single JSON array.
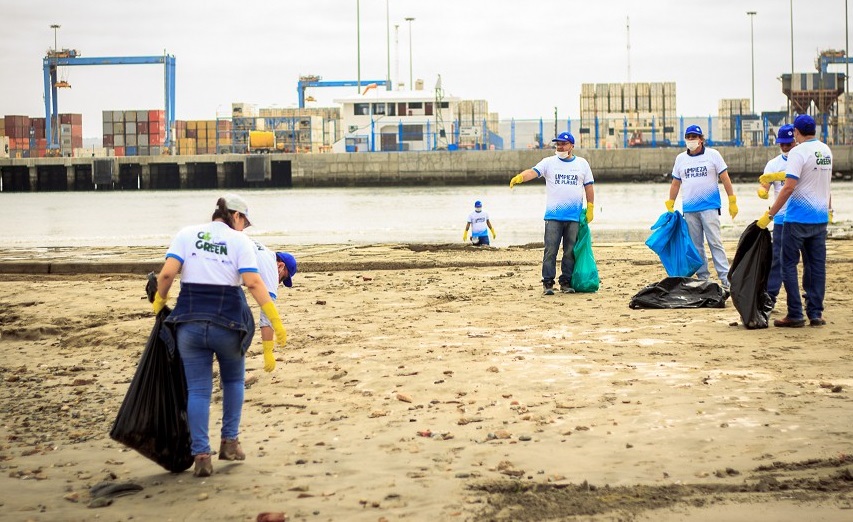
[[809, 317, 827, 327], [773, 317, 806, 328], [193, 454, 213, 477], [543, 283, 555, 296], [560, 284, 575, 294], [219, 438, 246, 461]]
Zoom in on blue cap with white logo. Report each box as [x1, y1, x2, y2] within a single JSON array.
[[684, 124, 703, 137], [474, 200, 482, 208], [551, 131, 575, 144], [776, 124, 795, 144]]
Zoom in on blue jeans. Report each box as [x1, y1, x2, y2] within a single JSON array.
[[542, 220, 579, 286], [767, 224, 784, 300], [780, 222, 827, 321], [472, 234, 490, 246], [177, 321, 245, 456]]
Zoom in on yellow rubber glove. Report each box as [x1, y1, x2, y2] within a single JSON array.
[[489, 227, 496, 239], [586, 205, 594, 223], [758, 171, 786, 185], [665, 199, 675, 213], [728, 195, 738, 219], [829, 208, 835, 224], [262, 340, 275, 372], [462, 229, 468, 242], [756, 210, 772, 229], [509, 174, 525, 189], [260, 301, 287, 347], [152, 292, 168, 314], [757, 187, 769, 199]]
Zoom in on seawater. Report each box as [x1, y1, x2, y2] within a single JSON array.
[[2, 183, 851, 248]]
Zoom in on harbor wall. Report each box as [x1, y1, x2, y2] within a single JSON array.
[[3, 146, 853, 191]]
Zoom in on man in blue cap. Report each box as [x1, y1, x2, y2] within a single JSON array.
[[509, 131, 595, 295], [665, 124, 737, 293], [462, 200, 496, 246], [755, 124, 799, 309], [757, 114, 832, 327], [251, 239, 298, 374]]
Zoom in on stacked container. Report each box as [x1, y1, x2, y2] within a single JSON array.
[[173, 120, 231, 155], [579, 82, 678, 148], [103, 110, 166, 156], [2, 114, 81, 157], [719, 99, 751, 143]]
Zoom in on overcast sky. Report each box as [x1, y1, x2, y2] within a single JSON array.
[[2, 0, 852, 138]]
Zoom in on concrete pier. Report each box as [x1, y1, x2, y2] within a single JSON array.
[[2, 147, 853, 192]]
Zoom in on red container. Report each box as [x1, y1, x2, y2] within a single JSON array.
[[59, 114, 72, 125], [137, 122, 148, 134], [148, 109, 164, 123], [103, 135, 114, 147], [149, 121, 160, 135], [114, 146, 125, 157], [71, 124, 83, 137], [72, 137, 83, 148]]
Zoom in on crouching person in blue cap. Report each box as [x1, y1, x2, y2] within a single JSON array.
[[462, 200, 496, 246], [251, 241, 299, 370]]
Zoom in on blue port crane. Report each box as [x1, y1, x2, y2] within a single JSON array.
[[816, 49, 853, 75], [297, 75, 389, 108], [43, 49, 176, 149]]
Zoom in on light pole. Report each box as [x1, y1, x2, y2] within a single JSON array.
[[50, 23, 60, 53], [357, 0, 361, 93], [386, 0, 391, 91], [405, 17, 415, 90], [789, 0, 794, 120], [747, 11, 757, 114]]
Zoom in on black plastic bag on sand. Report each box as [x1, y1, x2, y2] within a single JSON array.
[[629, 277, 726, 309], [728, 222, 774, 329], [109, 307, 193, 473]]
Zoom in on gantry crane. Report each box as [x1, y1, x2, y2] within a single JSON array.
[[43, 48, 176, 149], [297, 75, 388, 108]]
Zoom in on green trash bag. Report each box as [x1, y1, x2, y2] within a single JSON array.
[[570, 211, 600, 293]]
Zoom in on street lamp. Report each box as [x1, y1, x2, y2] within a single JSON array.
[[747, 11, 756, 114], [357, 0, 361, 93], [386, 0, 391, 91], [405, 17, 415, 90], [789, 0, 794, 120], [50, 24, 60, 54]]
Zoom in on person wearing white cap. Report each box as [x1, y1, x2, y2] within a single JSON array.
[[462, 200, 496, 246], [509, 131, 595, 295], [665, 124, 737, 293], [151, 193, 287, 477]]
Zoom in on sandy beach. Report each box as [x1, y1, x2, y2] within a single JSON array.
[[1, 240, 852, 521]]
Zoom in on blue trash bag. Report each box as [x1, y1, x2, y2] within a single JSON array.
[[571, 211, 600, 292], [645, 211, 703, 277]]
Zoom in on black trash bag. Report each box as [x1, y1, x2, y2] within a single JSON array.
[[109, 307, 193, 473], [727, 222, 774, 329], [629, 277, 727, 309]]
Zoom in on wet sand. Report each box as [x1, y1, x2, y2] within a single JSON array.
[[1, 241, 852, 521]]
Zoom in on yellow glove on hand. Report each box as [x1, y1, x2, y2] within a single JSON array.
[[509, 174, 524, 189], [260, 301, 287, 347], [462, 230, 468, 242], [757, 210, 772, 229], [665, 199, 675, 213], [586, 205, 594, 223], [757, 187, 769, 199], [728, 194, 738, 219], [829, 208, 835, 224], [758, 171, 786, 185], [152, 292, 168, 315], [489, 227, 496, 239], [262, 340, 275, 372]]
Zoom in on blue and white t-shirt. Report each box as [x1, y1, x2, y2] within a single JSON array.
[[165, 221, 259, 286], [252, 239, 279, 299], [532, 155, 594, 221], [467, 210, 490, 237], [672, 147, 728, 213], [763, 153, 790, 225], [784, 139, 832, 224]]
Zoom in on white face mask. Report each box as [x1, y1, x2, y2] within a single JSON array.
[[685, 139, 701, 152], [555, 150, 569, 159]]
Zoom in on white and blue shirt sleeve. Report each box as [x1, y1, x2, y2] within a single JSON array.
[[763, 154, 789, 225]]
